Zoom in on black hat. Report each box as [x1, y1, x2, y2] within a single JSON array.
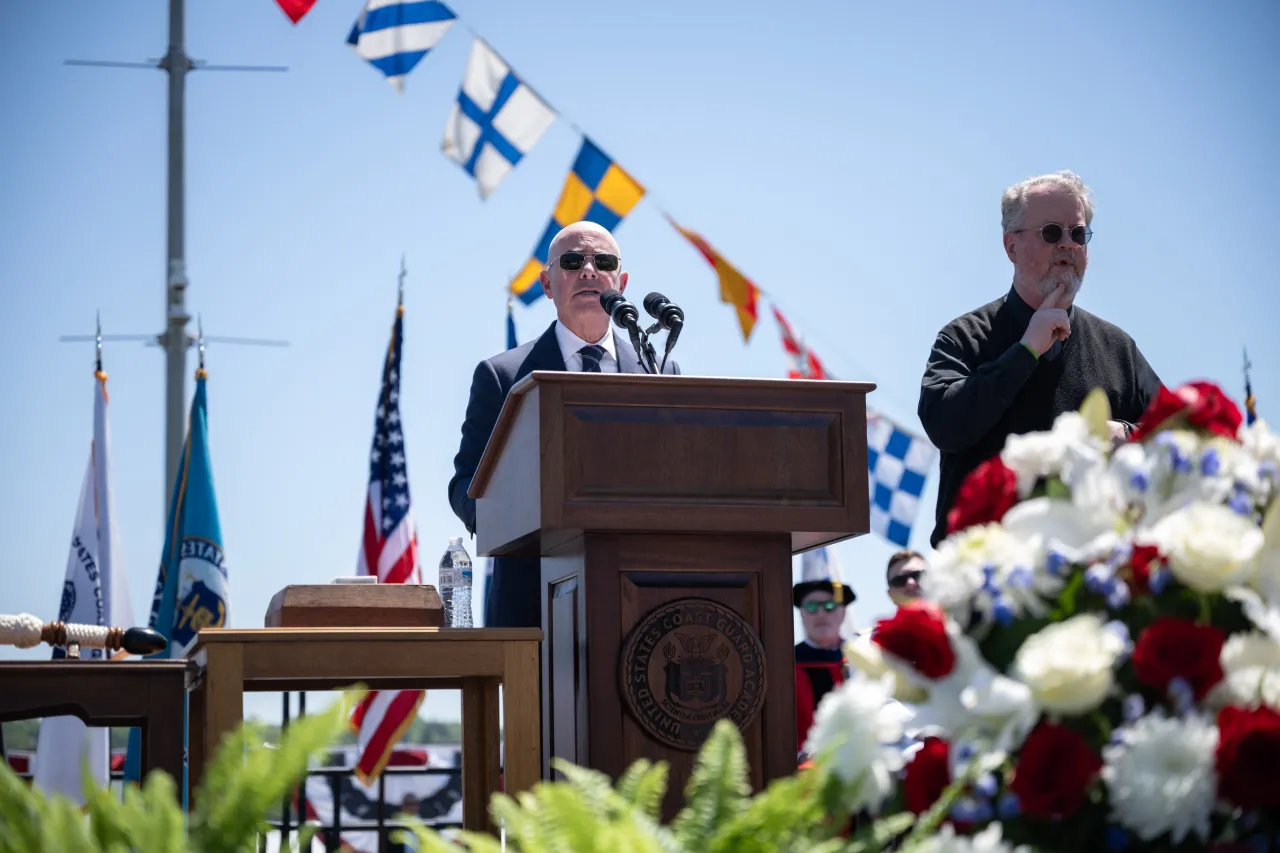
[[793, 548, 855, 608]]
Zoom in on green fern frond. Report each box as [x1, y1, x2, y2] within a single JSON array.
[[671, 719, 750, 851], [616, 759, 669, 821]]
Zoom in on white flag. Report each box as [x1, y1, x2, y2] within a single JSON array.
[[441, 39, 557, 199], [34, 369, 132, 804]]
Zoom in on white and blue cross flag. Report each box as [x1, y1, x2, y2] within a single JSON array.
[[347, 0, 457, 92], [441, 39, 557, 199]]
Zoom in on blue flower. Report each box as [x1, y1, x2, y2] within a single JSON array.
[[974, 773, 998, 799], [1149, 565, 1172, 595], [1168, 677, 1195, 714], [1121, 693, 1145, 722], [1045, 550, 1069, 577], [1200, 448, 1221, 477], [1007, 566, 1034, 590], [949, 797, 985, 824], [996, 792, 1020, 819], [1085, 565, 1112, 594], [1229, 488, 1254, 517], [1106, 579, 1132, 610], [1105, 825, 1131, 851], [1129, 470, 1150, 492], [993, 600, 1015, 626]]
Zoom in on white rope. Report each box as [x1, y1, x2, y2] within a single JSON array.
[[64, 622, 111, 648], [0, 613, 44, 648]]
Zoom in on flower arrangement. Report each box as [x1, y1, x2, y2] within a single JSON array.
[[805, 382, 1280, 852]]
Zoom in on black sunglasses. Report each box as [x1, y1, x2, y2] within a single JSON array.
[[801, 600, 840, 613], [555, 252, 620, 272], [888, 569, 923, 589], [1013, 223, 1092, 246]]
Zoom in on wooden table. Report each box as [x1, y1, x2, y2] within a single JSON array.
[[0, 660, 192, 798], [185, 627, 542, 831]]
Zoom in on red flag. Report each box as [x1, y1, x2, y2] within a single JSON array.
[[772, 306, 830, 379], [275, 0, 317, 24]]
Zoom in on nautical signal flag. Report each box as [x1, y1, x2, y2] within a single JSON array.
[[347, 0, 457, 92], [773, 306, 829, 380], [667, 217, 761, 342], [275, 0, 317, 24], [442, 39, 557, 199], [509, 138, 645, 305]]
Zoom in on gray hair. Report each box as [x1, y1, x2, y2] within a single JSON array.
[[1001, 170, 1095, 232]]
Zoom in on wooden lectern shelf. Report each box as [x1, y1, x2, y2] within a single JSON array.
[[468, 372, 874, 818]]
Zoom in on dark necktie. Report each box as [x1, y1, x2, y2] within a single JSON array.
[[578, 344, 605, 373]]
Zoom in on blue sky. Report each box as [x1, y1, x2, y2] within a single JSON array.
[[1, 0, 1276, 725]]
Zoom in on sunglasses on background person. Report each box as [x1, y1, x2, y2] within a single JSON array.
[[801, 600, 841, 614], [1012, 223, 1093, 246], [888, 569, 923, 589], [554, 251, 620, 271]]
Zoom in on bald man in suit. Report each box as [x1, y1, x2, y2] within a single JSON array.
[[448, 221, 681, 628]]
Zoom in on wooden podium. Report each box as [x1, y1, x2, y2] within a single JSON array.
[[468, 372, 873, 812]]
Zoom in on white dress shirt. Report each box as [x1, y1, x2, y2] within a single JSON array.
[[554, 321, 619, 373]]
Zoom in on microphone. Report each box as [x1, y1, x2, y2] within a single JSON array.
[[598, 289, 654, 374], [643, 292, 684, 373], [642, 292, 684, 333]]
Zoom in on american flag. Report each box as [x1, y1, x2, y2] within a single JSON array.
[[773, 306, 830, 379], [352, 299, 424, 784]]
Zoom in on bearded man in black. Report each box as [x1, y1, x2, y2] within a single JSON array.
[[919, 170, 1161, 547]]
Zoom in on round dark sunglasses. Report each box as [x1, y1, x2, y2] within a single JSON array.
[[801, 600, 841, 613], [555, 251, 620, 272], [1012, 223, 1092, 246]]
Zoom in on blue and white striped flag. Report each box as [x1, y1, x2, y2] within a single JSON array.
[[442, 39, 557, 198], [347, 0, 456, 92]]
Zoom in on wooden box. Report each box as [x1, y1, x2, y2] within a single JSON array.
[[264, 584, 444, 628]]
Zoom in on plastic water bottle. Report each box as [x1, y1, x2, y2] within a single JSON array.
[[446, 538, 473, 628], [438, 541, 456, 627]]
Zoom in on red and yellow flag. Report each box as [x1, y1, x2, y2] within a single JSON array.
[[667, 217, 761, 342]]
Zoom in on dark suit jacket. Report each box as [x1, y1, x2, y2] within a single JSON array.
[[448, 320, 681, 627]]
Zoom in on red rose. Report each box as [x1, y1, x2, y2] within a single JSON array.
[[946, 456, 1018, 536], [903, 737, 951, 814], [1009, 722, 1101, 819], [1130, 381, 1243, 442], [1127, 544, 1163, 595], [873, 602, 956, 679], [1217, 705, 1280, 811], [1132, 617, 1225, 700]]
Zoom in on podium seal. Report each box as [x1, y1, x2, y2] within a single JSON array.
[[620, 598, 767, 751]]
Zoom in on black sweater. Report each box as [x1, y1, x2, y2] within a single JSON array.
[[918, 286, 1161, 547]]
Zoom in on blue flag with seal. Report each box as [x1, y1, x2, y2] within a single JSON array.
[[124, 365, 228, 789]]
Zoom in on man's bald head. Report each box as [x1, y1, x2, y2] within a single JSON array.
[[548, 221, 620, 261], [539, 220, 628, 343]]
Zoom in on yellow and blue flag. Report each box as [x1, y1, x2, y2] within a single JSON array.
[[124, 366, 227, 792], [509, 138, 644, 305]]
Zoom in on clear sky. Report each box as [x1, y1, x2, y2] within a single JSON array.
[[1, 0, 1277, 725]]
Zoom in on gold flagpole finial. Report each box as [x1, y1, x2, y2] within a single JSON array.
[[195, 314, 207, 379]]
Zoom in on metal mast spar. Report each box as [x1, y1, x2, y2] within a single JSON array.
[[62, 0, 287, 508]]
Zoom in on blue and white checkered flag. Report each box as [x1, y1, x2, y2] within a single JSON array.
[[347, 0, 456, 92], [442, 39, 557, 199], [867, 410, 936, 547]]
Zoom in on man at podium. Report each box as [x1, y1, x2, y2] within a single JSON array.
[[448, 221, 681, 628]]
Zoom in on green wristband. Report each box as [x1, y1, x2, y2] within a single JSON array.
[[1020, 342, 1039, 360]]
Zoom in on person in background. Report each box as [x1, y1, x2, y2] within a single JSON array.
[[793, 548, 854, 754], [886, 549, 926, 606], [918, 170, 1161, 548]]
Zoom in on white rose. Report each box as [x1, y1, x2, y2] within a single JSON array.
[[927, 523, 1060, 629], [1207, 631, 1280, 712], [1143, 501, 1263, 592], [803, 673, 906, 814], [1240, 419, 1280, 471], [1012, 614, 1125, 715]]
